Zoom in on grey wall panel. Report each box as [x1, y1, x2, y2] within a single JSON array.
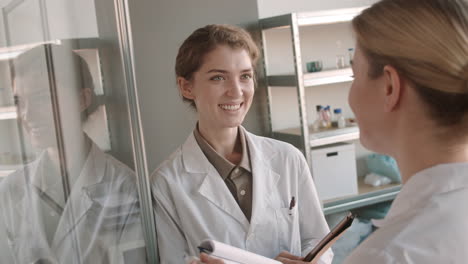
[[128, 0, 268, 171], [89, 0, 135, 168]]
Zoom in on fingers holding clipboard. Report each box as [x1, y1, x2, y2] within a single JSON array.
[[303, 212, 355, 263]]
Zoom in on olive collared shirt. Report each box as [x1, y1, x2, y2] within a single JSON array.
[[193, 127, 253, 221]]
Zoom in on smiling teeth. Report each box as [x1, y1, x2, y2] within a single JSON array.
[[219, 104, 241, 111]]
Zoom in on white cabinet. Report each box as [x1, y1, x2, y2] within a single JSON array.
[[259, 7, 401, 215]]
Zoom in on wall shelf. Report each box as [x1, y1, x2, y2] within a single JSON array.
[[267, 68, 353, 87], [0, 106, 17, 120], [273, 126, 359, 148], [260, 7, 368, 30], [323, 179, 401, 215]]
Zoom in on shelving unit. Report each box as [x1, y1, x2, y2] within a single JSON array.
[[260, 7, 400, 215], [268, 67, 353, 87], [0, 106, 16, 120]]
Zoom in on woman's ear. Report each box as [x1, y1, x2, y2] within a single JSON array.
[[80, 87, 93, 112], [177, 77, 195, 100], [382, 65, 403, 113]]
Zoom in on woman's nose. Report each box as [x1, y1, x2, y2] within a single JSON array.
[[226, 79, 243, 97]]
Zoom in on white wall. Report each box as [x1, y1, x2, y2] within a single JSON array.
[[257, 0, 377, 18]]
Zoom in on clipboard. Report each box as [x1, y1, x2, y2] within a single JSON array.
[[303, 212, 355, 262], [195, 212, 355, 264]]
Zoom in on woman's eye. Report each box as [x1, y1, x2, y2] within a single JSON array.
[[211, 76, 225, 81], [241, 74, 252, 80]]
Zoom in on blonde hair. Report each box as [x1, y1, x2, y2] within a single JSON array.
[[353, 0, 468, 127]]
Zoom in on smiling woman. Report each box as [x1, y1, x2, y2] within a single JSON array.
[[150, 24, 333, 264]]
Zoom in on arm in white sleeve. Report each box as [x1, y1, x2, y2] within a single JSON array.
[[152, 174, 190, 264]]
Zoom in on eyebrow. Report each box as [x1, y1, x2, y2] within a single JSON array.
[[205, 68, 253, 74]]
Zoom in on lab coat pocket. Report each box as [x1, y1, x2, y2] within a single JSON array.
[[275, 207, 300, 255]]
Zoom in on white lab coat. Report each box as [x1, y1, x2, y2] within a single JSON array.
[[152, 127, 332, 264], [345, 162, 468, 264], [0, 143, 146, 264]]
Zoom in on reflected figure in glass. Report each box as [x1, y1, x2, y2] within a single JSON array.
[[0, 44, 146, 264]]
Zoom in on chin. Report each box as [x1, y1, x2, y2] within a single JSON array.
[[223, 117, 245, 127], [360, 134, 389, 155]]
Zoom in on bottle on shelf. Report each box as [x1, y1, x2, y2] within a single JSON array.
[[322, 105, 332, 128], [333, 108, 346, 129], [335, 40, 346, 69], [312, 105, 324, 131], [348, 48, 354, 66]]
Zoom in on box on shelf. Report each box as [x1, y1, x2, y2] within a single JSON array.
[[309, 142, 358, 201]]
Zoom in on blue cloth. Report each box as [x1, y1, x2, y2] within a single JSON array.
[[366, 154, 401, 183]]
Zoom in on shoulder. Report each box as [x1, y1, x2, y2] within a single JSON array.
[[246, 131, 304, 159], [345, 246, 396, 264], [0, 159, 38, 192], [102, 152, 135, 176], [150, 147, 184, 186], [0, 169, 24, 198], [350, 200, 468, 263]]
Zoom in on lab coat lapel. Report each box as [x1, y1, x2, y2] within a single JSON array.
[[243, 128, 280, 232], [12, 157, 42, 230], [182, 133, 250, 230], [51, 143, 105, 248], [9, 154, 54, 259]]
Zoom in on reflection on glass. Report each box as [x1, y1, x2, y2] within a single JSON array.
[[0, 43, 146, 263]]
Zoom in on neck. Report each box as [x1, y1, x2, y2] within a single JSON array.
[[198, 123, 242, 163], [46, 133, 92, 185], [393, 130, 468, 184]]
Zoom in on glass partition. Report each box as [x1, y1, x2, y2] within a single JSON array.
[[0, 0, 155, 263]]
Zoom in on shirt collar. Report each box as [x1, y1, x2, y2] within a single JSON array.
[[193, 125, 251, 180], [373, 162, 468, 228]]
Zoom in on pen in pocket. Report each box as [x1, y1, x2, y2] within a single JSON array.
[[289, 196, 296, 215]]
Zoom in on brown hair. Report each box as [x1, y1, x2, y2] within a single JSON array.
[[352, 0, 468, 127], [175, 24, 259, 107]]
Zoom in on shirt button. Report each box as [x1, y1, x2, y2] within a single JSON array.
[[240, 190, 246, 196], [233, 167, 240, 174]]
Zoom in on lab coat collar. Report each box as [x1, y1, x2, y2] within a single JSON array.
[[12, 151, 50, 228], [51, 142, 107, 246], [181, 126, 281, 232], [182, 130, 250, 229], [8, 143, 107, 254], [10, 143, 106, 248], [243, 127, 280, 234], [182, 131, 212, 173], [372, 162, 468, 228]]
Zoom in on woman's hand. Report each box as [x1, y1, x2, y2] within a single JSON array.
[[275, 251, 318, 264], [190, 253, 225, 264]]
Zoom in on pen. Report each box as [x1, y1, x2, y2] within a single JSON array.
[[289, 196, 296, 215], [289, 196, 296, 210], [197, 246, 210, 254]]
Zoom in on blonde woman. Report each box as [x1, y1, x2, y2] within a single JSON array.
[[201, 0, 468, 263], [345, 0, 468, 262]]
